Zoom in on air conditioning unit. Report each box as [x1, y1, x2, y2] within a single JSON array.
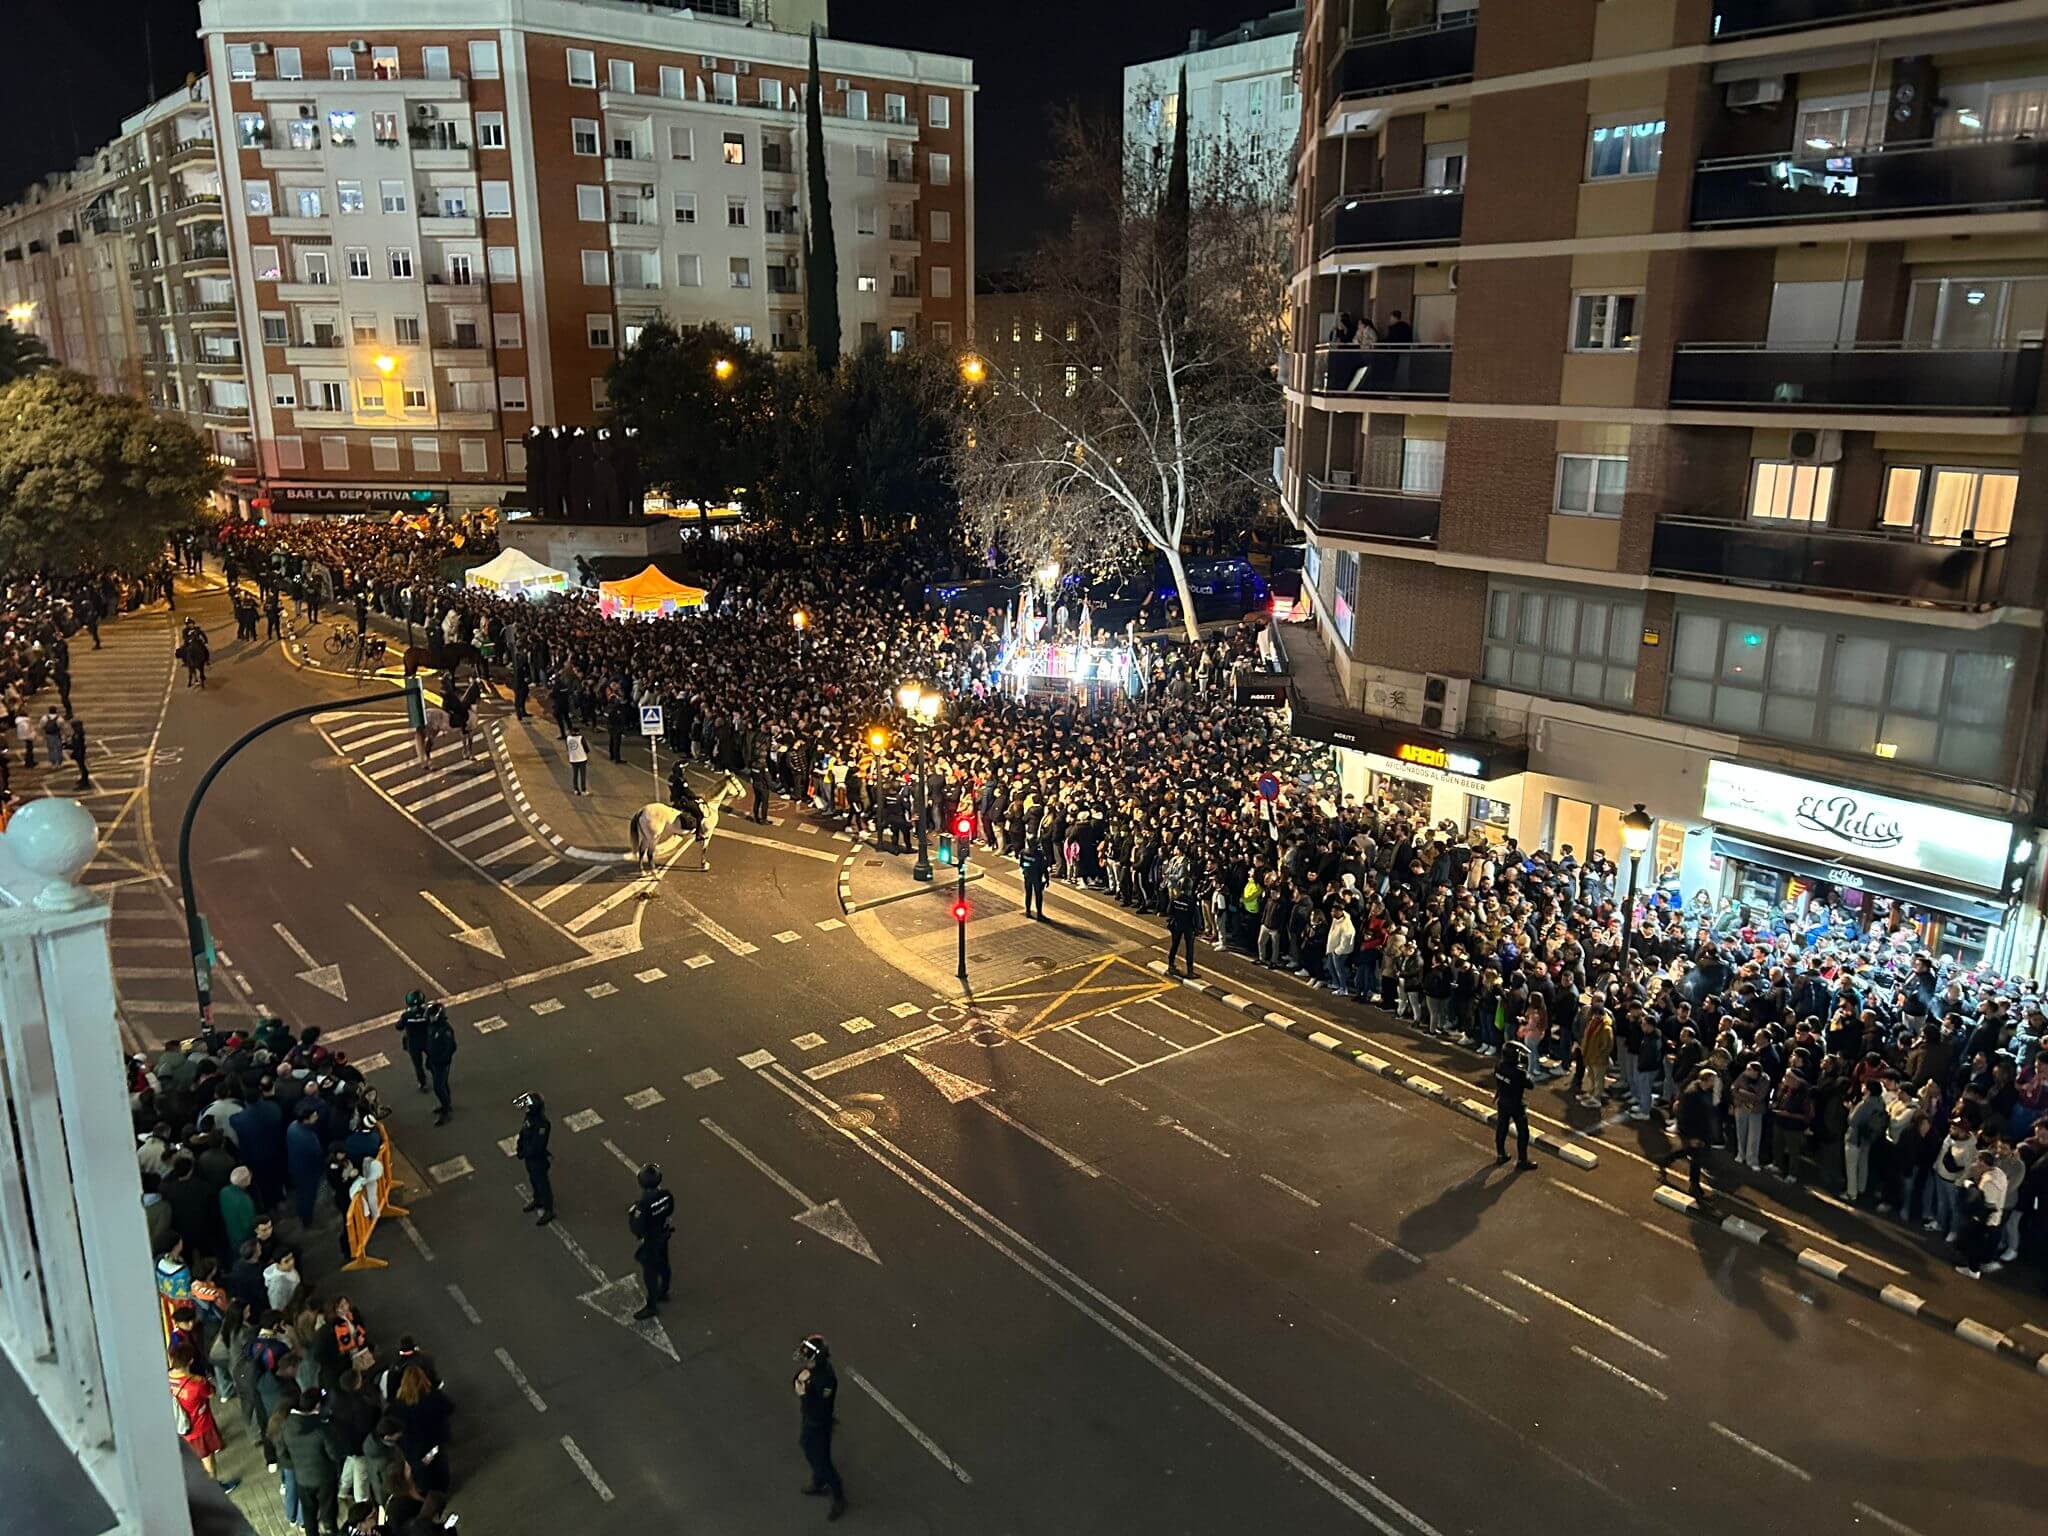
[[416, 105, 439, 120], [1328, 468, 1355, 488], [701, 55, 719, 69], [1725, 76, 1786, 110], [836, 78, 851, 91], [736, 60, 751, 75], [1788, 427, 1843, 465], [299, 105, 314, 118], [642, 184, 657, 199], [1421, 675, 1470, 735], [349, 39, 369, 54], [250, 41, 271, 56]]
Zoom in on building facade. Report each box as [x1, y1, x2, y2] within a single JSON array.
[[1282, 0, 2048, 972], [1123, 8, 1303, 186]]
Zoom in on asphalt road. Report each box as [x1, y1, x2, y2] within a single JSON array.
[[89, 577, 2045, 1536]]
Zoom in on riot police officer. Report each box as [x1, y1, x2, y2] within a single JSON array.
[[423, 1004, 458, 1126], [793, 1334, 846, 1519], [1494, 1020, 1537, 1170], [628, 1164, 675, 1320], [395, 990, 431, 1092], [515, 1094, 554, 1225]]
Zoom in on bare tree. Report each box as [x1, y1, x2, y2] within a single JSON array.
[[957, 102, 1288, 641]]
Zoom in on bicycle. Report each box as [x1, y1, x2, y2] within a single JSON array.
[[323, 624, 363, 658], [350, 637, 388, 678]]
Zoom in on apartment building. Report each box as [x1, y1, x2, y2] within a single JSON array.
[[194, 0, 973, 516], [1282, 0, 2048, 972], [1124, 7, 1303, 185]]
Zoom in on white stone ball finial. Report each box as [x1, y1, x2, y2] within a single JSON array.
[[5, 797, 101, 911]]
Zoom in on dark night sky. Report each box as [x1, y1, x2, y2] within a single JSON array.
[[2, 0, 1271, 266]]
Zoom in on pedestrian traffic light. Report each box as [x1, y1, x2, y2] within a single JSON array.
[[936, 837, 953, 866], [951, 899, 970, 923], [952, 812, 975, 840]]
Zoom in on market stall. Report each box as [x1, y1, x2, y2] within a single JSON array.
[[463, 547, 571, 598], [597, 564, 708, 619]]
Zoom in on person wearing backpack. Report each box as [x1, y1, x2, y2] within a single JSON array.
[[170, 1340, 239, 1494]]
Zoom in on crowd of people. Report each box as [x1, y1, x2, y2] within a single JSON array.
[[138, 1022, 458, 1535]]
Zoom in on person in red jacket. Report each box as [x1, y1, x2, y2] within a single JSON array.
[[169, 1341, 239, 1494]]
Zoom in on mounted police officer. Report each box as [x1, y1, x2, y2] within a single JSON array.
[[395, 991, 431, 1092], [515, 1094, 554, 1225], [628, 1164, 675, 1320]]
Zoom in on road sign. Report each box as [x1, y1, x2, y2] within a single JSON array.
[[639, 704, 664, 736], [1257, 773, 1280, 802]]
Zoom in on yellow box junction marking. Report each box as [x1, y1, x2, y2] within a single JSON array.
[[969, 953, 1175, 1038]]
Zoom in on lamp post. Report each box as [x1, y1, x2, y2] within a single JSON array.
[[896, 681, 940, 882], [792, 608, 808, 665], [1618, 802, 1654, 996]]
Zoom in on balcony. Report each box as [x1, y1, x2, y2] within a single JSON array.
[[201, 402, 251, 423], [1691, 137, 2048, 228], [425, 275, 482, 300], [1312, 344, 1454, 400], [435, 346, 491, 369], [417, 213, 480, 239], [1668, 344, 2041, 415], [274, 279, 335, 303], [1651, 518, 2007, 609], [283, 340, 345, 367], [178, 243, 230, 270], [1316, 189, 1463, 255], [269, 215, 330, 237], [257, 143, 324, 172], [889, 277, 920, 299], [1711, 1, 2000, 38], [169, 135, 215, 166], [440, 409, 495, 430], [1328, 16, 1478, 101], [172, 195, 224, 221], [1302, 479, 1440, 545]]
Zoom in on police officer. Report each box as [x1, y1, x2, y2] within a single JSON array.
[[1493, 1019, 1537, 1170], [793, 1334, 846, 1520], [1019, 834, 1049, 921], [423, 1004, 458, 1126], [395, 991, 431, 1093], [628, 1164, 675, 1320], [515, 1094, 555, 1225], [1165, 880, 1199, 977]]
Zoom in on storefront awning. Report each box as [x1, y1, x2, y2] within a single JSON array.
[[1289, 695, 1527, 782], [1710, 833, 2008, 926]]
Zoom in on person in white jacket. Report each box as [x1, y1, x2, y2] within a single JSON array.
[[1324, 904, 1357, 996], [1955, 1150, 2010, 1279]]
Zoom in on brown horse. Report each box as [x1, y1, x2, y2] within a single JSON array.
[[402, 639, 488, 685]]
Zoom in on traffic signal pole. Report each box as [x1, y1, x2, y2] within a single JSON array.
[[952, 811, 973, 985]]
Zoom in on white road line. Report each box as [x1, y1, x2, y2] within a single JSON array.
[[1570, 1345, 1666, 1401], [449, 814, 518, 848], [339, 726, 411, 751], [1500, 1271, 1667, 1361], [843, 1364, 973, 1485], [1348, 1221, 1422, 1266], [691, 911, 760, 956], [409, 779, 494, 815], [1841, 1314, 1915, 1354], [1709, 1422, 1810, 1482], [1169, 1122, 1233, 1159], [1446, 1276, 1527, 1324], [561, 1437, 613, 1502], [600, 1137, 641, 1174], [1067, 1028, 1143, 1067], [1259, 1173, 1323, 1209], [478, 836, 537, 866], [290, 846, 313, 869], [803, 1023, 951, 1082], [700, 1117, 813, 1205], [565, 876, 653, 934], [426, 795, 504, 830], [359, 741, 416, 767], [445, 1284, 483, 1325], [326, 719, 396, 742], [345, 903, 443, 990], [502, 854, 561, 887], [399, 1218, 435, 1263], [1545, 1178, 1631, 1218], [533, 863, 606, 910], [1851, 1501, 1928, 1536], [974, 1098, 1101, 1177], [2022, 1321, 2048, 1342]]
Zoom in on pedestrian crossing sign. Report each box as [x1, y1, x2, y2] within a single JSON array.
[[639, 704, 664, 736]]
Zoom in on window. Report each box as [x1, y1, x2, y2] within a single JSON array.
[[1904, 275, 2048, 350], [460, 438, 488, 473], [566, 48, 596, 88], [673, 192, 697, 225], [677, 254, 702, 287], [344, 246, 371, 279], [237, 113, 267, 148], [727, 197, 748, 228], [855, 203, 877, 236], [482, 181, 512, 219], [885, 93, 907, 124], [505, 437, 528, 475], [499, 376, 527, 411], [608, 59, 634, 93], [300, 250, 330, 284], [487, 246, 517, 281], [1749, 461, 1834, 524], [372, 111, 399, 147], [271, 376, 297, 408], [1332, 550, 1359, 647], [729, 256, 751, 289], [1883, 465, 2019, 541], [260, 313, 288, 345], [588, 314, 614, 348], [931, 209, 951, 243], [669, 125, 694, 160], [394, 315, 421, 343], [930, 266, 952, 299], [932, 320, 952, 346], [275, 47, 302, 82], [245, 181, 273, 216], [1571, 292, 1639, 351], [1936, 77, 2048, 143], [660, 66, 685, 100], [328, 110, 358, 148], [320, 433, 349, 469], [1555, 454, 1628, 518], [386, 247, 416, 280], [337, 181, 365, 214], [889, 326, 907, 353], [285, 117, 320, 151], [350, 312, 379, 344], [1796, 95, 1881, 154], [469, 40, 500, 80], [370, 436, 400, 470], [1587, 118, 1665, 180], [305, 379, 345, 412], [578, 249, 610, 285], [857, 272, 878, 293], [476, 114, 506, 151], [1425, 141, 1467, 191], [451, 379, 488, 412], [1483, 586, 1642, 706], [276, 435, 305, 469], [856, 145, 879, 178], [327, 47, 355, 81], [722, 133, 746, 166], [928, 151, 952, 186], [592, 377, 611, 409], [760, 79, 784, 109], [714, 72, 738, 105], [927, 94, 950, 130], [421, 46, 450, 81], [1402, 438, 1446, 495], [412, 437, 440, 472], [380, 180, 407, 214], [572, 119, 600, 156], [291, 187, 324, 219], [228, 44, 257, 81], [1063, 364, 1079, 396]]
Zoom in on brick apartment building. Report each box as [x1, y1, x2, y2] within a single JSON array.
[[1282, 0, 2048, 973]]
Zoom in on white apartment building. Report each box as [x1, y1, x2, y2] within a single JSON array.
[[1123, 7, 1302, 186]]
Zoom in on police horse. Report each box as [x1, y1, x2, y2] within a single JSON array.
[[629, 770, 747, 873]]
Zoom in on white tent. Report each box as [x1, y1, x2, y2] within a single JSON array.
[[464, 547, 570, 595]]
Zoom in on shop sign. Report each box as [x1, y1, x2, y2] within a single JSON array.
[[1394, 741, 1482, 777], [1364, 751, 1491, 796], [1701, 760, 2012, 892], [269, 486, 443, 511]]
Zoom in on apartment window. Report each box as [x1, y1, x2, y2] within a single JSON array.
[[1587, 118, 1665, 180], [608, 59, 634, 94], [1936, 77, 2048, 142], [889, 327, 908, 354], [328, 110, 358, 148], [926, 94, 950, 130], [760, 79, 784, 109], [855, 203, 878, 236], [884, 93, 907, 125], [572, 119, 600, 156], [1063, 365, 1079, 397], [677, 254, 702, 287], [237, 113, 266, 148], [421, 46, 450, 81], [727, 197, 748, 228], [622, 324, 645, 350], [673, 192, 697, 225], [372, 111, 399, 146], [276, 435, 305, 469], [460, 438, 488, 473], [670, 126, 694, 160], [412, 437, 440, 472], [469, 40, 500, 80], [1904, 275, 2048, 350], [592, 377, 611, 409], [388, 247, 415, 279], [337, 181, 365, 215], [1425, 141, 1468, 192], [286, 187, 321, 219], [722, 133, 746, 166], [327, 47, 355, 81], [260, 313, 288, 345], [368, 46, 398, 80], [660, 66, 685, 101], [351, 313, 379, 344], [228, 44, 257, 81], [714, 72, 738, 105], [1570, 292, 1639, 351], [1749, 461, 1835, 524], [499, 376, 528, 411], [845, 88, 869, 122], [505, 438, 529, 475], [932, 320, 952, 346], [482, 181, 513, 219], [928, 152, 952, 186], [567, 48, 596, 88], [729, 256, 751, 289], [487, 246, 517, 281], [1331, 550, 1359, 648], [481, 314, 513, 351], [300, 250, 331, 285], [370, 436, 401, 470], [1882, 466, 2019, 542], [1401, 438, 1447, 495], [271, 376, 297, 408], [588, 314, 614, 348], [931, 266, 952, 299], [1796, 95, 1880, 155], [245, 181, 273, 216], [452, 379, 489, 412], [476, 114, 506, 151], [394, 315, 421, 343], [283, 117, 320, 152], [856, 145, 879, 178], [306, 379, 346, 412], [376, 180, 405, 214], [1484, 586, 1642, 706], [320, 433, 349, 468], [275, 47, 302, 82], [931, 209, 951, 243], [344, 246, 371, 279], [582, 250, 610, 286], [1555, 453, 1628, 518]]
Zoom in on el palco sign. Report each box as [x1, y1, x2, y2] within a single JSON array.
[[1701, 760, 2012, 893]]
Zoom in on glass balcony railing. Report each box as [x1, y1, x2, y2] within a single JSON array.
[[1668, 344, 2042, 414], [1328, 16, 1477, 100], [1712, 1, 1999, 39], [1691, 137, 2048, 227], [1316, 189, 1463, 254], [1303, 480, 1441, 545], [1313, 344, 1454, 399], [1651, 517, 2007, 609]]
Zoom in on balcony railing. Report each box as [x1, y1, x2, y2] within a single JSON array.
[[1669, 343, 2041, 415], [1313, 344, 1454, 399], [1316, 189, 1463, 254], [890, 278, 919, 298], [1304, 479, 1441, 545], [1651, 517, 2008, 610], [1328, 15, 1478, 100], [1711, 1, 2000, 38], [1690, 136, 2048, 227]]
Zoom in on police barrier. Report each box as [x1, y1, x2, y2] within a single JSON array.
[[341, 1121, 412, 1272]]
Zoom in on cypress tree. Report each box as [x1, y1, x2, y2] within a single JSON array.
[[804, 27, 841, 371], [1158, 62, 1191, 338]]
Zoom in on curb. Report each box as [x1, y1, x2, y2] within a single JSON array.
[[1651, 1185, 2048, 1377], [1144, 960, 1597, 1170], [485, 721, 630, 865], [838, 853, 986, 916]]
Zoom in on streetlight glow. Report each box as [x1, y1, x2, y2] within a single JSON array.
[[792, 609, 808, 631], [373, 353, 397, 376], [3, 301, 35, 326], [712, 356, 735, 381], [959, 354, 986, 384], [1036, 560, 1062, 591], [1620, 803, 1654, 855]]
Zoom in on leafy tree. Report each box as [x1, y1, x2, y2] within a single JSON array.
[[837, 342, 962, 541], [755, 358, 843, 534], [0, 321, 55, 388], [0, 371, 218, 571], [803, 26, 841, 372], [603, 320, 772, 513]]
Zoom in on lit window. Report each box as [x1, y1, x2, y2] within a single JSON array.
[[328, 110, 357, 148], [723, 133, 746, 166], [1748, 461, 1834, 524], [337, 181, 365, 214], [1570, 292, 1640, 351], [1587, 118, 1665, 180], [857, 273, 878, 293]]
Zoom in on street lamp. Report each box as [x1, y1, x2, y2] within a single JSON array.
[[1617, 802, 1654, 993], [959, 353, 986, 385], [792, 608, 807, 663], [712, 356, 735, 382], [373, 353, 397, 376], [895, 681, 940, 881], [3, 301, 35, 326]]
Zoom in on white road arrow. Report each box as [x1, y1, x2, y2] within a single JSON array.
[[517, 1181, 678, 1362], [699, 1117, 881, 1264], [907, 1055, 991, 1104], [418, 890, 504, 959], [907, 1056, 1101, 1178], [273, 922, 347, 1000]]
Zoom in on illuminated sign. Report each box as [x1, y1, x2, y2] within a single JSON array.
[[1396, 742, 1482, 777]]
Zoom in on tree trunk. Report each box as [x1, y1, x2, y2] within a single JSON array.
[[1160, 544, 1201, 643]]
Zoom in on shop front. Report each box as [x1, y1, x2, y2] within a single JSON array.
[[1698, 759, 2019, 964], [1288, 697, 1526, 842], [256, 485, 447, 521]]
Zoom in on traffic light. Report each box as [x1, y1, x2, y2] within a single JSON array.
[[952, 811, 975, 841], [951, 899, 970, 923]]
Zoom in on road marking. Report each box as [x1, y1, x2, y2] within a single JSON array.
[[1851, 1501, 1928, 1536], [565, 876, 653, 933], [1501, 1271, 1667, 1361], [1446, 1276, 1527, 1323], [772, 929, 800, 943], [1842, 1315, 1914, 1354], [843, 1364, 973, 1486], [449, 814, 518, 848], [1259, 1173, 1323, 1209], [1168, 1122, 1233, 1159], [1347, 1221, 1421, 1266], [888, 1002, 924, 1018], [839, 1015, 875, 1034], [344, 903, 442, 990], [408, 779, 495, 815], [495, 1347, 548, 1413], [2022, 1322, 2048, 1343], [425, 793, 503, 830], [625, 1088, 664, 1110], [445, 1284, 482, 1325], [975, 1099, 1101, 1177], [1709, 1422, 1810, 1482], [531, 998, 564, 1016], [701, 1117, 813, 1205], [533, 862, 606, 910], [684, 1068, 723, 1089], [816, 918, 846, 931], [428, 1156, 474, 1184], [560, 1436, 614, 1503], [359, 741, 416, 768], [1067, 1028, 1142, 1066], [497, 1136, 520, 1158], [399, 1218, 435, 1262], [1637, 1220, 1694, 1250], [564, 1109, 604, 1132], [479, 837, 538, 866], [803, 1023, 949, 1081], [473, 1015, 508, 1033], [586, 982, 618, 999], [635, 968, 666, 983], [290, 846, 313, 869], [1570, 1345, 1665, 1401], [692, 911, 760, 956], [600, 1138, 640, 1175], [793, 1033, 828, 1051], [502, 854, 561, 887], [1545, 1178, 1630, 1218], [339, 726, 411, 751]]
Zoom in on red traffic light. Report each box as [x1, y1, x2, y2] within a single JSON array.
[[952, 812, 974, 838], [951, 900, 970, 923]]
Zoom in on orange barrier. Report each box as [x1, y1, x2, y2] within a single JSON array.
[[341, 1120, 412, 1271]]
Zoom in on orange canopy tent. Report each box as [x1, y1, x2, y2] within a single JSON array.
[[597, 564, 708, 618]]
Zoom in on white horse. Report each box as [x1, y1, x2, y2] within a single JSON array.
[[412, 694, 483, 767], [630, 770, 746, 872]]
